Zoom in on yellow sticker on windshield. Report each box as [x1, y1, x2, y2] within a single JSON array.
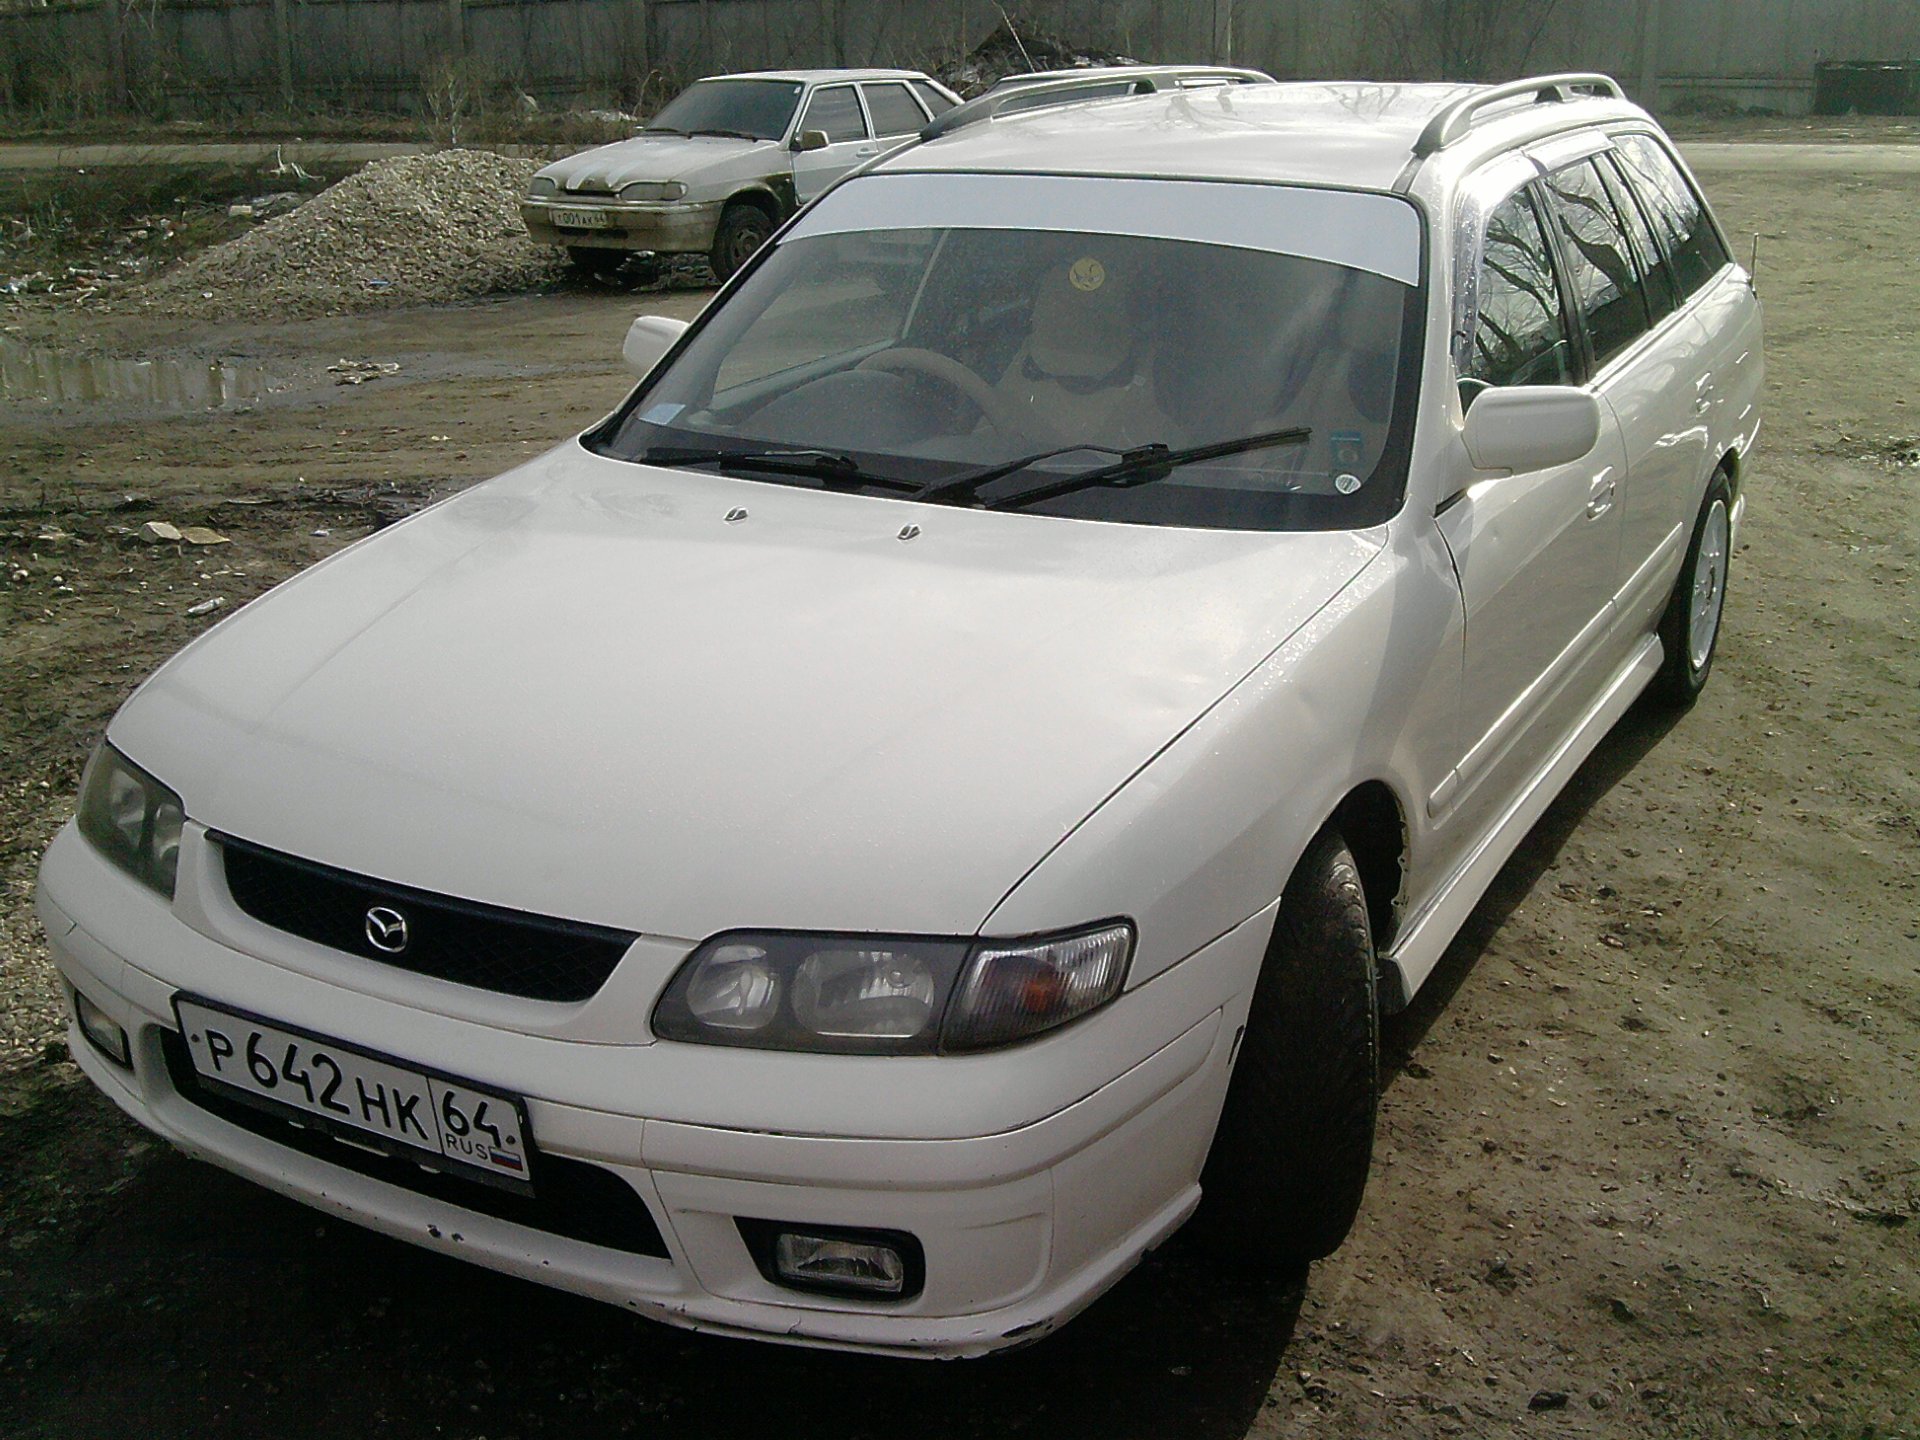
[[1068, 257, 1106, 292]]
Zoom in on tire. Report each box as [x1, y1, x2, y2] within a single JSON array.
[[1652, 471, 1733, 707], [565, 246, 626, 278], [709, 203, 774, 282], [1193, 828, 1379, 1272]]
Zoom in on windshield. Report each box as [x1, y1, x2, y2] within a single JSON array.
[[647, 79, 803, 140], [593, 176, 1424, 531]]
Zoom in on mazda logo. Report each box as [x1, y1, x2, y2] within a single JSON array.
[[364, 905, 410, 955]]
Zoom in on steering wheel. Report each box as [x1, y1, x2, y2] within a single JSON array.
[[856, 348, 1035, 443]]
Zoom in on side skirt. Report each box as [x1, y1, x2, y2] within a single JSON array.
[[1379, 633, 1664, 1010]]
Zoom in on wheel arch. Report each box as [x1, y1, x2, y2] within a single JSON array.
[[1718, 445, 1744, 499], [1330, 780, 1409, 955], [724, 185, 787, 224]]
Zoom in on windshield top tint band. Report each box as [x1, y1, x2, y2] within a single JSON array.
[[790, 173, 1422, 286]]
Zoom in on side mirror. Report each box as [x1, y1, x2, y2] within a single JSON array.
[[623, 314, 690, 379], [1461, 386, 1601, 473], [791, 129, 830, 153]]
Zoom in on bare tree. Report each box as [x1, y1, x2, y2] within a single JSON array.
[[1363, 0, 1564, 81]]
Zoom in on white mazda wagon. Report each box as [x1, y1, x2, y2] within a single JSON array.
[[38, 69, 1761, 1357]]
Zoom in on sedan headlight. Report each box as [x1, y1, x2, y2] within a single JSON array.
[[619, 180, 688, 203], [527, 175, 558, 199], [76, 742, 184, 899], [653, 922, 1133, 1054]]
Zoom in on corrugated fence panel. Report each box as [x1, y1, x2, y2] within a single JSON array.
[[0, 1, 117, 115], [1, 0, 1918, 120], [297, 0, 452, 101], [152, 0, 279, 104]]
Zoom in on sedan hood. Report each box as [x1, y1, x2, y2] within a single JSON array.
[[537, 134, 777, 192], [113, 446, 1382, 941]]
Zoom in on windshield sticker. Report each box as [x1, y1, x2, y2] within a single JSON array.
[[640, 402, 687, 425], [1335, 472, 1363, 494], [1332, 431, 1366, 470], [1069, 257, 1107, 292]]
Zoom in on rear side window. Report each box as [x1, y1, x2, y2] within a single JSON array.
[[1599, 154, 1678, 321], [862, 82, 928, 137], [800, 85, 868, 144], [1463, 189, 1575, 393], [912, 81, 957, 116], [1543, 159, 1651, 370], [1613, 133, 1731, 299]]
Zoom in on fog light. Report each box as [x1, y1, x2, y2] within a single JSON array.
[[73, 989, 131, 1068], [777, 1233, 904, 1294], [736, 1219, 924, 1300]]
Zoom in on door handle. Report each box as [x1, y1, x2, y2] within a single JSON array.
[[1586, 469, 1616, 520]]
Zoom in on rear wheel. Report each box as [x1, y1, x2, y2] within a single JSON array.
[[1653, 472, 1733, 707], [1193, 828, 1379, 1272], [709, 203, 774, 282]]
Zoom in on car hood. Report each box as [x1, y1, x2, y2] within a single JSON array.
[[113, 444, 1383, 941], [536, 134, 780, 192]]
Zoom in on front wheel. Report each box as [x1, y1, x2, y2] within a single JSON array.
[[709, 203, 773, 282], [1192, 828, 1379, 1272], [1653, 472, 1733, 707]]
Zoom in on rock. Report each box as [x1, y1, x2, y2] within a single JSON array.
[[327, 359, 402, 385], [186, 595, 225, 616], [139, 520, 182, 543], [179, 526, 230, 546], [1528, 1390, 1570, 1412], [1610, 1296, 1639, 1322]]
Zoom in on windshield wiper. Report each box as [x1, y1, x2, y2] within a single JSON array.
[[687, 128, 763, 141], [908, 443, 1138, 506], [640, 125, 686, 136], [642, 445, 920, 493], [918, 427, 1314, 512]]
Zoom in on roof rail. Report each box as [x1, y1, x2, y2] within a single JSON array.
[[1412, 72, 1627, 156], [922, 66, 1274, 141]]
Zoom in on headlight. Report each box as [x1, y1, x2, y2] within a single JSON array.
[[76, 742, 185, 899], [619, 180, 688, 203], [528, 176, 558, 198], [652, 922, 1132, 1054]]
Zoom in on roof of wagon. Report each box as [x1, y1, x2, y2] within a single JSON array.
[[699, 69, 932, 85], [886, 80, 1642, 192]]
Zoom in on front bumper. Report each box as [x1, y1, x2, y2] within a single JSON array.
[[36, 824, 1266, 1357], [520, 198, 724, 255]]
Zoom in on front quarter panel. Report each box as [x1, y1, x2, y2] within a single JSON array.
[[984, 526, 1462, 987]]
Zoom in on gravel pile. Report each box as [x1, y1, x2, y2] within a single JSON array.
[[137, 150, 560, 323]]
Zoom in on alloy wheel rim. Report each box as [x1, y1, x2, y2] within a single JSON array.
[[1688, 499, 1729, 671]]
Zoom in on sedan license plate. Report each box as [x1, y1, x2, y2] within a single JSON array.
[[551, 207, 611, 229], [174, 997, 534, 1192]]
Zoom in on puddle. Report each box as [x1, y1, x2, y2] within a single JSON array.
[[0, 336, 281, 413]]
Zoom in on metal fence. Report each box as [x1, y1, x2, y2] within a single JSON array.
[[1, 0, 1916, 123]]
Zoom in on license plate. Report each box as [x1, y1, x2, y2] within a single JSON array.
[[551, 207, 611, 229], [174, 997, 535, 1193]]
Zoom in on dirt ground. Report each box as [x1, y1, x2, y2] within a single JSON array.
[[1, 142, 1916, 1440]]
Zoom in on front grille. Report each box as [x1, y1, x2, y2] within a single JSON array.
[[217, 834, 636, 1003], [161, 1029, 670, 1258]]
